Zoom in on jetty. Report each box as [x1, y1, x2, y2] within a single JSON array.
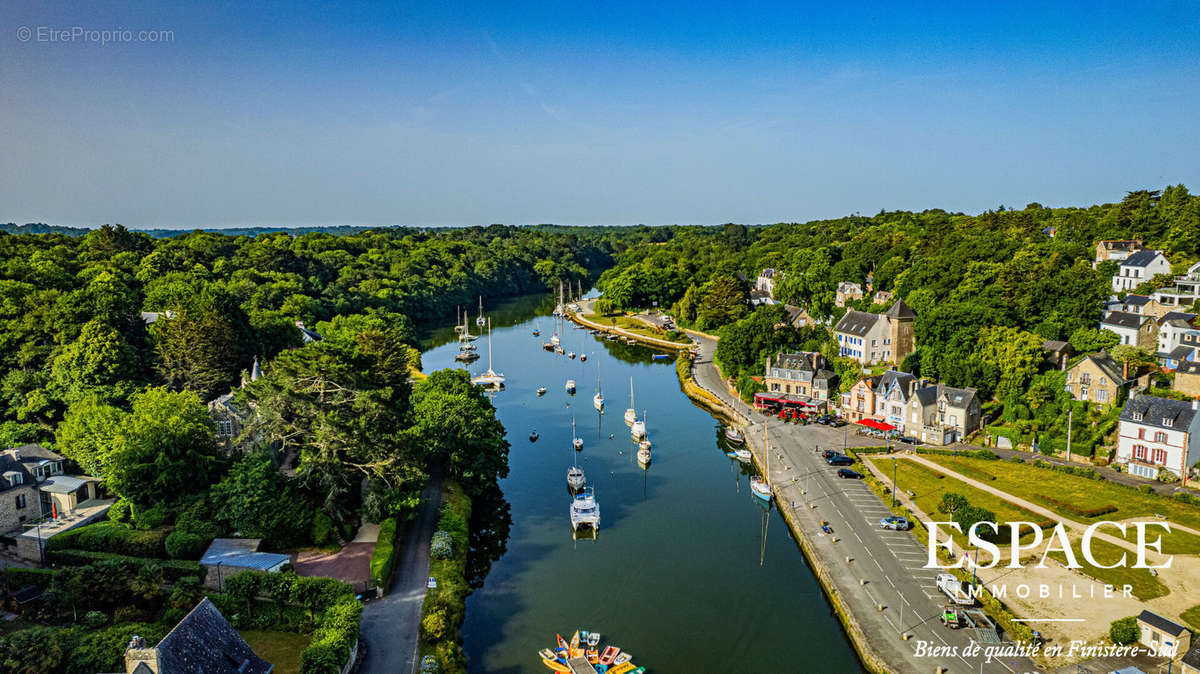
[[566, 656, 594, 674]]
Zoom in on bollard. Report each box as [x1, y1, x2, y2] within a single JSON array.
[[831, 537, 839, 543], [901, 632, 910, 641], [877, 604, 884, 612], [845, 556, 852, 563], [859, 579, 866, 586]]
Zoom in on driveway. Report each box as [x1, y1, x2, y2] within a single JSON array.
[[358, 476, 443, 674]]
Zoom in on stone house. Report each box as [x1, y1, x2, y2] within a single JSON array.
[[907, 384, 982, 445], [1094, 239, 1144, 266], [1041, 340, 1073, 371], [1112, 249, 1171, 293], [840, 375, 882, 423], [1176, 361, 1200, 398], [1064, 351, 1128, 406], [1116, 395, 1200, 482], [834, 299, 916, 365], [835, 281, 863, 307], [872, 290, 893, 305], [764, 352, 838, 403], [0, 445, 111, 562], [1100, 310, 1157, 349], [125, 598, 273, 673]]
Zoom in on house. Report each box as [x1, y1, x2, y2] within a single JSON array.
[[840, 375, 882, 423], [0, 445, 113, 561], [872, 370, 918, 430], [1041, 225, 1056, 238], [1064, 351, 1128, 405], [872, 290, 893, 306], [200, 538, 291, 590], [1116, 394, 1200, 482], [1152, 261, 1200, 309], [834, 299, 917, 365], [208, 359, 262, 450], [907, 384, 982, 445], [1176, 361, 1200, 398], [782, 304, 818, 329], [1112, 293, 1153, 315], [755, 268, 781, 298], [139, 310, 174, 325], [764, 352, 838, 403], [1041, 340, 1074, 371], [1134, 610, 1190, 661], [295, 321, 322, 344], [1183, 643, 1200, 674], [835, 281, 863, 307], [124, 597, 273, 674], [1100, 310, 1157, 349], [1157, 313, 1199, 360], [1095, 239, 1144, 266], [1111, 249, 1171, 293], [749, 289, 777, 307]]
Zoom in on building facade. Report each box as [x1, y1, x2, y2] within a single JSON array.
[[835, 281, 863, 307], [834, 299, 916, 365], [840, 375, 882, 422], [1100, 310, 1157, 349], [1111, 249, 1171, 293], [1116, 394, 1200, 481], [764, 352, 837, 402], [1064, 351, 1128, 406], [1095, 239, 1144, 266]]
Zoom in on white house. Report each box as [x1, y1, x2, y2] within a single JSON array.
[[1157, 312, 1199, 357], [1100, 310, 1156, 349], [755, 268, 781, 298], [1116, 394, 1200, 482], [1152, 261, 1200, 309], [1112, 250, 1171, 293]]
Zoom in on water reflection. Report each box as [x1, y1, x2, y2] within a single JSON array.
[[466, 484, 512, 591]]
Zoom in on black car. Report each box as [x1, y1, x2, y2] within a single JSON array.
[[898, 436, 919, 445], [836, 468, 863, 479], [826, 454, 854, 466], [829, 418, 847, 427]]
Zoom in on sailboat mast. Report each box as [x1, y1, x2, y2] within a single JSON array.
[[764, 423, 769, 487], [487, 318, 493, 372]]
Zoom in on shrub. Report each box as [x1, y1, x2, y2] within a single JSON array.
[[44, 549, 203, 582], [1156, 468, 1180, 484], [82, 610, 107, 628], [1140, 485, 1156, 495], [1031, 494, 1117, 518], [311, 512, 339, 547], [106, 498, 132, 524], [175, 498, 224, 539], [370, 517, 399, 588], [165, 531, 209, 560], [1110, 616, 1139, 645], [45, 521, 167, 558], [133, 503, 171, 531], [422, 609, 448, 640], [420, 655, 441, 673], [1, 566, 58, 589], [300, 597, 362, 674], [430, 531, 453, 560]]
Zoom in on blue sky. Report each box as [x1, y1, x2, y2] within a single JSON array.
[[1, 1, 1198, 228]]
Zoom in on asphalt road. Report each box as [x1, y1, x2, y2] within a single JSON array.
[[359, 477, 443, 674], [690, 334, 1038, 674]]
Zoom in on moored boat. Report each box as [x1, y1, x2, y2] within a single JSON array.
[[568, 351, 576, 359], [733, 448, 751, 462], [724, 426, 745, 444], [530, 430, 539, 442], [580, 353, 587, 361], [587, 632, 601, 647], [537, 386, 547, 396], [599, 646, 619, 665], [565, 379, 576, 394]]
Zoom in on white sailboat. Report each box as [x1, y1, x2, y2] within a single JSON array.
[[593, 370, 604, 411], [637, 411, 652, 467], [750, 423, 772, 502], [624, 377, 638, 425], [470, 318, 505, 390], [475, 296, 486, 327], [572, 416, 583, 451], [457, 306, 477, 342]]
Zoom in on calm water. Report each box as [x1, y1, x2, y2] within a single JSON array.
[[421, 293, 861, 673]]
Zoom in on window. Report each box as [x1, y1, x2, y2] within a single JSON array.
[[1153, 448, 1168, 464], [1134, 445, 1148, 461], [1155, 431, 1167, 443], [1081, 373, 1091, 385], [1132, 412, 1144, 421], [1163, 417, 1173, 428], [1100, 377, 1107, 385], [1138, 428, 1145, 439], [15, 494, 25, 509], [872, 339, 878, 347], [1097, 389, 1108, 402], [949, 415, 958, 426]]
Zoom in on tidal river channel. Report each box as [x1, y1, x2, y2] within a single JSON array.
[[420, 292, 861, 673]]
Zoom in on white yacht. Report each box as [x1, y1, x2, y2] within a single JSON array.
[[624, 377, 638, 425], [750, 425, 772, 502], [565, 379, 576, 395], [470, 318, 505, 390], [570, 488, 600, 531]]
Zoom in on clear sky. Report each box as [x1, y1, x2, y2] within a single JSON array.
[[1, 1, 1198, 228]]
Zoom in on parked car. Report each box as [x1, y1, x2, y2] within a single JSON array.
[[821, 449, 838, 459], [836, 468, 863, 479], [898, 436, 919, 445], [880, 516, 911, 531], [826, 454, 854, 466], [830, 418, 847, 427]]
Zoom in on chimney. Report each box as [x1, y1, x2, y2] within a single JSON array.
[[1123, 359, 1129, 380], [125, 635, 160, 673], [1193, 399, 1198, 411]]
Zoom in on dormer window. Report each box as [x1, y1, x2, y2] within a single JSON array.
[[1163, 418, 1173, 427], [1132, 412, 1144, 421]]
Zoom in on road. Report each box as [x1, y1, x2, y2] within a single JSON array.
[[359, 476, 443, 674], [690, 334, 1038, 674]]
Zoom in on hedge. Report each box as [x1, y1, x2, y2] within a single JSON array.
[[915, 448, 998, 460], [1031, 493, 1117, 518], [369, 517, 400, 588], [301, 599, 363, 673], [46, 549, 204, 582], [1030, 459, 1103, 480], [0, 566, 58, 589], [165, 531, 209, 560], [44, 521, 167, 558]]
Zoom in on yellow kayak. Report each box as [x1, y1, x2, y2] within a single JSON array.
[[608, 663, 637, 674], [541, 657, 571, 672]]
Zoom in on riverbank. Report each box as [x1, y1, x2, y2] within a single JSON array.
[[565, 305, 693, 351], [419, 481, 473, 673]]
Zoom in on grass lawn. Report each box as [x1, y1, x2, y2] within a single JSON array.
[[582, 313, 691, 343], [864, 457, 1046, 552], [239, 630, 310, 674], [1181, 604, 1200, 632], [1046, 536, 1170, 601], [923, 455, 1200, 540]]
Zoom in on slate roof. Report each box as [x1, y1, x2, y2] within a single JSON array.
[[200, 539, 291, 572], [1165, 345, 1196, 361], [1101, 239, 1141, 252], [0, 454, 33, 494], [1122, 294, 1151, 307], [837, 281, 862, 294], [150, 598, 274, 674], [874, 370, 916, 397], [295, 321, 322, 343], [1182, 644, 1200, 672], [1137, 609, 1188, 637], [835, 309, 882, 337], [1041, 340, 1072, 354], [758, 268, 778, 279], [1178, 360, 1200, 375], [912, 386, 938, 406], [1073, 351, 1125, 384], [938, 384, 977, 408], [813, 369, 837, 385], [773, 352, 823, 372], [1121, 249, 1164, 268], [884, 299, 916, 320], [1160, 311, 1197, 326], [1121, 395, 1198, 432], [1102, 311, 1148, 330]]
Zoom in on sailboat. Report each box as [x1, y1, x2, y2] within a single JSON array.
[[533, 320, 541, 337], [637, 412, 652, 467], [624, 377, 638, 425], [638, 411, 651, 452], [593, 370, 604, 411], [750, 423, 772, 502], [567, 417, 586, 490], [470, 318, 505, 390], [475, 296, 487, 327], [457, 306, 478, 342], [572, 416, 584, 451], [630, 391, 646, 439]]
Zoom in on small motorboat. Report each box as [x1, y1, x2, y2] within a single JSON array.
[[566, 379, 576, 394], [567, 465, 585, 491], [733, 448, 752, 463], [551, 333, 561, 347], [537, 386, 547, 396], [530, 430, 539, 442], [614, 652, 632, 665], [555, 345, 565, 354], [652, 354, 669, 360], [586, 649, 599, 664], [570, 631, 583, 657], [637, 446, 651, 467], [568, 351, 576, 360], [557, 634, 569, 651], [580, 353, 587, 362], [587, 632, 601, 647], [543, 342, 555, 351], [573, 437, 583, 451], [599, 646, 620, 665], [540, 650, 570, 672], [725, 426, 745, 444]]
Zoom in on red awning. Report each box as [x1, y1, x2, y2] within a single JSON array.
[[857, 419, 895, 431]]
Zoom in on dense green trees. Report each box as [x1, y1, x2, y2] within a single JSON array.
[[210, 451, 314, 548], [408, 370, 510, 498]]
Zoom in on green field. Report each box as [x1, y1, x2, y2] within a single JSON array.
[[1181, 604, 1200, 632], [240, 630, 309, 674], [864, 457, 1046, 553], [1046, 536, 1170, 601], [581, 313, 691, 343], [921, 456, 1200, 554]]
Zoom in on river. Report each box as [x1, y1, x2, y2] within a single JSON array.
[[420, 292, 861, 673]]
